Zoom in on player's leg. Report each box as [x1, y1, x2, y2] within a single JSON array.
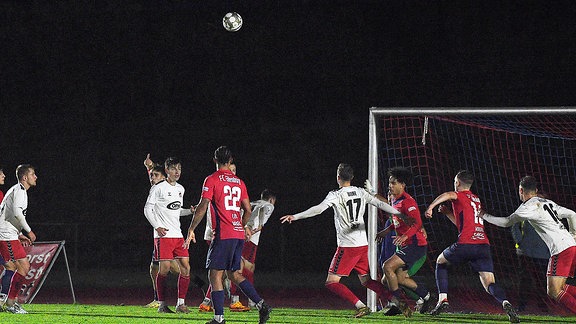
[[325, 246, 369, 317], [156, 260, 174, 313], [5, 257, 30, 313], [229, 257, 248, 311], [430, 251, 451, 315], [209, 269, 227, 323], [1, 260, 16, 301], [398, 248, 431, 314], [225, 239, 271, 323], [546, 247, 576, 313], [382, 254, 412, 317], [474, 245, 519, 324], [199, 240, 213, 312], [145, 260, 160, 307], [242, 241, 258, 308], [174, 256, 191, 313], [155, 238, 177, 313], [1, 240, 29, 313]]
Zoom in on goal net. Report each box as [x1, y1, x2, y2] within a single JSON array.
[[367, 107, 576, 315]]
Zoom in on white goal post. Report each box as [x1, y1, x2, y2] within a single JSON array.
[[366, 107, 576, 311]]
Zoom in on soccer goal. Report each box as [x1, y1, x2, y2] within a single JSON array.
[[367, 107, 576, 314]]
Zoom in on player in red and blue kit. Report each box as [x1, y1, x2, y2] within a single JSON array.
[[375, 167, 431, 316], [425, 170, 519, 323], [185, 146, 271, 324]]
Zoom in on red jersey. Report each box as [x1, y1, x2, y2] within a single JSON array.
[[391, 192, 427, 246], [0, 190, 3, 203], [202, 169, 249, 240], [452, 190, 490, 244]]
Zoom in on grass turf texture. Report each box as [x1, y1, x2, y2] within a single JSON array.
[[1, 305, 575, 323]]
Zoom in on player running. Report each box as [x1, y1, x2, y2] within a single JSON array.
[[425, 170, 519, 323], [370, 167, 432, 315], [481, 176, 576, 314], [281, 163, 412, 318]]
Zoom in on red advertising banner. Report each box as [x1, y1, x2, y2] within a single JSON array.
[[17, 242, 64, 304]]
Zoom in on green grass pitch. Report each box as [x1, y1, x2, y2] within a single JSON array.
[[1, 304, 575, 323]]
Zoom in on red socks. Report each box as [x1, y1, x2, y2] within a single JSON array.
[[325, 282, 360, 306]]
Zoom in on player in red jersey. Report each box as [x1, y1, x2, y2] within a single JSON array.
[[375, 167, 431, 315], [186, 146, 271, 324], [425, 170, 519, 323]]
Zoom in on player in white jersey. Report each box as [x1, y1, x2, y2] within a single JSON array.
[[142, 155, 181, 308], [144, 157, 194, 314], [481, 176, 576, 313], [0, 164, 37, 314], [281, 163, 410, 318], [229, 189, 277, 310]]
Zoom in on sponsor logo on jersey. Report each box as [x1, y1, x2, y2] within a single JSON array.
[[218, 175, 241, 184], [203, 186, 209, 192], [167, 201, 181, 210], [408, 206, 417, 212]]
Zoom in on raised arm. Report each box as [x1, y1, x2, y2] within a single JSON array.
[[425, 191, 458, 218]]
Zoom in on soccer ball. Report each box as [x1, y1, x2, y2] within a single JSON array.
[[223, 12, 242, 32]]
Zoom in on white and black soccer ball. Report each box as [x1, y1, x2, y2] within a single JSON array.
[[223, 12, 243, 32]]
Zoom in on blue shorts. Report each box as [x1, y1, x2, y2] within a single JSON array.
[[443, 243, 494, 273], [206, 238, 243, 271], [396, 244, 427, 272]]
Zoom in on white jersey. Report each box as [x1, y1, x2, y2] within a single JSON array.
[[204, 206, 213, 241], [246, 199, 275, 245], [144, 180, 188, 239], [483, 196, 576, 256], [0, 183, 32, 240], [293, 186, 401, 247]]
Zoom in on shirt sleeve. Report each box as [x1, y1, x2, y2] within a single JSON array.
[[366, 195, 401, 215], [399, 200, 423, 238], [12, 189, 32, 233], [557, 205, 576, 236], [144, 186, 160, 229], [292, 201, 331, 220], [483, 208, 523, 227]]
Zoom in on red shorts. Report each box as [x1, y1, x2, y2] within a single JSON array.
[[328, 245, 369, 276], [0, 240, 27, 262], [241, 241, 258, 264], [154, 237, 188, 261], [547, 246, 576, 277]]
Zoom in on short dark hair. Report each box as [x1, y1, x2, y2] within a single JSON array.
[[164, 157, 181, 169], [16, 164, 34, 180], [456, 170, 474, 187], [519, 176, 538, 193], [337, 163, 354, 182], [260, 189, 276, 201], [387, 167, 413, 186], [152, 164, 167, 177], [214, 146, 233, 164]]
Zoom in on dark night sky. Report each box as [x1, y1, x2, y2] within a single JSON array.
[[1, 1, 576, 271]]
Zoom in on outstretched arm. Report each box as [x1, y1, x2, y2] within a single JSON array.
[[280, 202, 329, 224]]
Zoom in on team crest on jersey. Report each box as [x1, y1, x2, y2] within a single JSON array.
[[167, 201, 181, 210]]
